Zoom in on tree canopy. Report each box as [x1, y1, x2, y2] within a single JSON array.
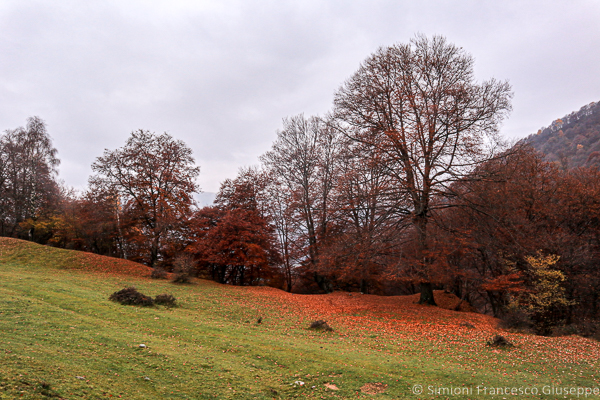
[[333, 34, 513, 303], [90, 130, 200, 267], [0, 116, 60, 238]]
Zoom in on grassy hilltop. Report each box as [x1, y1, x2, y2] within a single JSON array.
[[0, 238, 599, 399]]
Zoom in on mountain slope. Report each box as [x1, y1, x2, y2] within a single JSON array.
[[521, 100, 600, 168]]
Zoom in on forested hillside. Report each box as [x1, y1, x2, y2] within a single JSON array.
[[522, 101, 600, 168]]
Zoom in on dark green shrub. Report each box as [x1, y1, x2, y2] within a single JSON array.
[[154, 294, 177, 307], [109, 287, 154, 306]]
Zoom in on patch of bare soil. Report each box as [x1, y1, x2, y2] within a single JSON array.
[[360, 382, 387, 394]]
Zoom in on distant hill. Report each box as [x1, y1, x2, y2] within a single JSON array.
[[521, 101, 600, 169]]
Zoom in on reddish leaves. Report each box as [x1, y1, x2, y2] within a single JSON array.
[[189, 170, 281, 286]]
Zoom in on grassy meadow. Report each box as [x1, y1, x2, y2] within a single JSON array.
[[1, 237, 599, 399]]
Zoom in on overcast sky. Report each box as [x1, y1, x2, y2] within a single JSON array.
[[1, 0, 599, 198]]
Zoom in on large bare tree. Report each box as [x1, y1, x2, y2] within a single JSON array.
[[333, 35, 513, 304]]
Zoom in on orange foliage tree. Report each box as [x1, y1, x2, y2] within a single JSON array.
[[90, 130, 199, 268], [190, 169, 281, 286], [436, 146, 600, 326]]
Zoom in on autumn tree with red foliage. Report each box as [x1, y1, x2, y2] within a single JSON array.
[[190, 169, 281, 286], [435, 146, 600, 331], [431, 148, 559, 315], [90, 130, 199, 268]]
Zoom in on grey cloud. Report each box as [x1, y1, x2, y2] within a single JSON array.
[[0, 0, 598, 192]]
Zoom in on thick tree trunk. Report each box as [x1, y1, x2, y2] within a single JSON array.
[[418, 282, 437, 305], [314, 272, 333, 293], [360, 279, 369, 294], [414, 213, 436, 305], [149, 243, 159, 268], [239, 266, 245, 286], [149, 232, 161, 268]]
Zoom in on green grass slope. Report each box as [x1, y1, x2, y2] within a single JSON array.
[[1, 238, 599, 399]]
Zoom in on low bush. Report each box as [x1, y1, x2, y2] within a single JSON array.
[[109, 287, 154, 307], [487, 334, 513, 348], [172, 272, 192, 284], [154, 294, 177, 307], [309, 320, 333, 332], [172, 254, 194, 284], [151, 268, 168, 279]]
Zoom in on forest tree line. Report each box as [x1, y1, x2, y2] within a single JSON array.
[[1, 35, 599, 335]]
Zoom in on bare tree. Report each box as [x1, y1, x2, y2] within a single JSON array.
[[263, 173, 300, 292], [327, 139, 410, 293], [90, 130, 200, 268], [261, 114, 344, 292], [333, 35, 513, 304], [0, 116, 60, 238]]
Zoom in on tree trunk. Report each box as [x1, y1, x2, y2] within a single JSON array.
[[285, 261, 293, 292], [115, 198, 127, 259], [150, 242, 159, 268], [149, 232, 161, 268], [414, 213, 436, 305], [314, 272, 333, 293], [418, 282, 436, 305], [360, 279, 369, 294]]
